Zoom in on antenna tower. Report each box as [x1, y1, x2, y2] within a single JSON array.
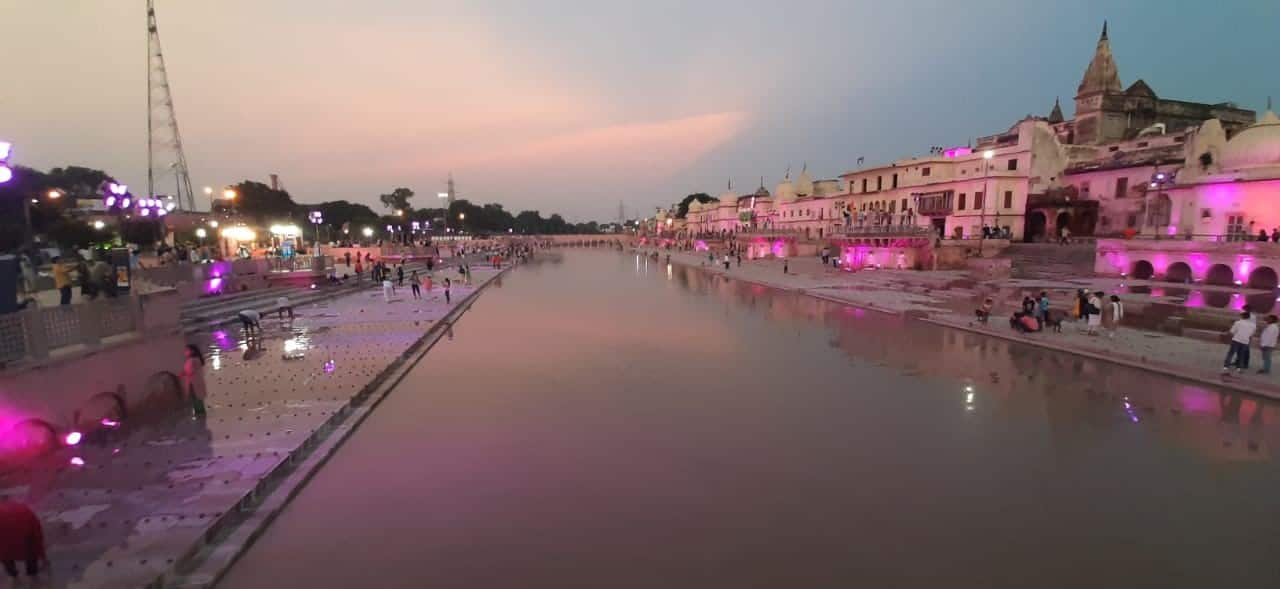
[[147, 0, 196, 210]]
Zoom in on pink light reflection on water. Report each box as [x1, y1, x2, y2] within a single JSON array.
[[323, 359, 336, 374], [694, 240, 708, 252], [1185, 291, 1206, 308]]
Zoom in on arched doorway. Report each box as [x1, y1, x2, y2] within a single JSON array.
[[1165, 262, 1193, 283], [1131, 260, 1155, 280], [1248, 266, 1279, 290], [1206, 264, 1234, 286], [1055, 211, 1071, 237], [1026, 211, 1047, 242], [1079, 210, 1097, 236]]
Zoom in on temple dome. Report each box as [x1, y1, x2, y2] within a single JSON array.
[[794, 169, 814, 196], [774, 179, 796, 202], [1220, 111, 1280, 170], [716, 189, 739, 205]]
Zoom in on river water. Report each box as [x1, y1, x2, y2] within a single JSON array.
[[221, 250, 1280, 588]]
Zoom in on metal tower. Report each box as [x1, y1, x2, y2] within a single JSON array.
[[146, 0, 196, 210], [446, 172, 457, 205]]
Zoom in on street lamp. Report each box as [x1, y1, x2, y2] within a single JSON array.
[[47, 189, 63, 200], [308, 210, 324, 253], [222, 188, 236, 200], [196, 227, 207, 239], [92, 220, 106, 230], [980, 149, 995, 255]]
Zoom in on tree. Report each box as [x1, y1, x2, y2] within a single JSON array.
[[514, 210, 543, 234], [378, 187, 414, 212], [220, 181, 297, 221], [675, 193, 715, 219], [45, 218, 101, 250], [120, 220, 164, 246], [315, 200, 379, 234]]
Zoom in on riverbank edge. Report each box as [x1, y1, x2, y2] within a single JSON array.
[[653, 251, 1280, 402], [160, 265, 512, 589]]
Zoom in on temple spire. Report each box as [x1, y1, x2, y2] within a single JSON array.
[[1077, 21, 1122, 97], [1048, 97, 1065, 123]]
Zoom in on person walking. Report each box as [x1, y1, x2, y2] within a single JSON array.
[[182, 344, 208, 418], [344, 251, 352, 269], [396, 264, 405, 287], [443, 277, 452, 304], [723, 254, 731, 271], [410, 270, 422, 300], [1086, 291, 1103, 335], [1073, 289, 1086, 322], [53, 257, 72, 306], [1259, 315, 1279, 375], [0, 497, 48, 582], [1037, 291, 1051, 325], [783, 258, 789, 274], [1223, 311, 1256, 375], [382, 277, 394, 302], [1106, 294, 1124, 338], [354, 259, 363, 281]]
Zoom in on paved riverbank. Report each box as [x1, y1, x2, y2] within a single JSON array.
[[0, 265, 506, 588], [647, 248, 1280, 400]]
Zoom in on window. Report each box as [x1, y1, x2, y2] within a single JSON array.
[[1003, 191, 1013, 209], [861, 178, 868, 192], [958, 193, 967, 210], [901, 198, 907, 211], [974, 191, 984, 210], [877, 176, 883, 191], [1080, 182, 1091, 198], [1227, 214, 1247, 242], [1126, 214, 1138, 228], [889, 200, 896, 213], [921, 167, 931, 177], [1007, 158, 1018, 171], [892, 173, 899, 189], [1114, 177, 1128, 199]]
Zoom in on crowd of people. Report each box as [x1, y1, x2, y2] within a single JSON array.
[[974, 289, 1126, 338]]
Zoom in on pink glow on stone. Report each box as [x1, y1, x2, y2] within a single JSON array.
[[1185, 291, 1205, 308], [206, 277, 223, 294], [100, 418, 120, 428], [771, 240, 786, 257], [694, 240, 708, 252], [943, 147, 972, 158], [69, 457, 85, 467], [64, 431, 82, 446], [1238, 258, 1252, 279]]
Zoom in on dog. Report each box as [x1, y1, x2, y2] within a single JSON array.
[[1042, 311, 1064, 333]]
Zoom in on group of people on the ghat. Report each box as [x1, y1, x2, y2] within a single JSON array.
[[974, 289, 1125, 338]]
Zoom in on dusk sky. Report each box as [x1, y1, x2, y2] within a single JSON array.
[[5, 1, 1277, 221]]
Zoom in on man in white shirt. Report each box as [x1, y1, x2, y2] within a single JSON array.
[[1223, 311, 1256, 375], [1258, 314, 1279, 375]]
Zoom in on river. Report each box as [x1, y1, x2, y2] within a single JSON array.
[[220, 250, 1280, 588]]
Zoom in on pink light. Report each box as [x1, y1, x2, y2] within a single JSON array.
[[120, 198, 131, 208], [100, 418, 120, 428], [0, 141, 11, 159], [1166, 225, 1177, 236], [69, 457, 85, 467], [64, 431, 82, 446], [105, 195, 116, 207], [140, 209, 150, 217], [0, 165, 12, 184], [206, 277, 223, 294], [942, 147, 972, 158], [694, 240, 708, 252]]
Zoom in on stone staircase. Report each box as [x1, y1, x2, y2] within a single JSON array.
[[998, 242, 1097, 279]]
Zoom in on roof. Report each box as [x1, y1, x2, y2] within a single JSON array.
[[1077, 21, 1123, 97]]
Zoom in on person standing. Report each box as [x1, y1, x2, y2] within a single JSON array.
[[354, 259, 363, 281], [344, 251, 352, 269], [1107, 294, 1124, 338], [443, 277, 452, 304], [396, 264, 405, 287], [182, 344, 208, 418], [0, 497, 48, 582], [1073, 289, 1086, 322], [1086, 291, 1103, 335], [410, 270, 422, 300], [1037, 291, 1051, 325], [382, 277, 394, 302], [783, 258, 789, 274], [1259, 315, 1279, 375], [1223, 311, 1256, 375], [723, 254, 731, 270], [53, 257, 72, 306]]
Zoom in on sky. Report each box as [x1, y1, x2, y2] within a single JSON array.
[[3, 0, 1277, 222]]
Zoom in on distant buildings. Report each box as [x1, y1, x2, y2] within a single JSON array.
[[676, 23, 1274, 248]]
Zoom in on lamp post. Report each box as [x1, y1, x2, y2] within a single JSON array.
[[309, 211, 323, 254], [980, 149, 994, 255], [203, 186, 213, 211]]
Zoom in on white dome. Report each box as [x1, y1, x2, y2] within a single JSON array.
[[1220, 111, 1280, 170], [794, 169, 814, 196], [774, 180, 796, 202]]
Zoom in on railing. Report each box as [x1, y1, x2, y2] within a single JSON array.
[[831, 224, 935, 237], [267, 255, 332, 273], [0, 296, 148, 368]]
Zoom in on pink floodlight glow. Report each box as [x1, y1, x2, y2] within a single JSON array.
[[109, 182, 128, 196], [120, 198, 131, 208], [942, 147, 972, 158], [0, 165, 12, 184], [157, 208, 168, 217], [105, 195, 117, 207], [140, 209, 151, 217], [771, 240, 786, 257], [206, 277, 223, 294], [69, 457, 85, 467], [694, 240, 708, 252], [64, 431, 82, 446], [0, 141, 11, 159], [100, 418, 120, 428]]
